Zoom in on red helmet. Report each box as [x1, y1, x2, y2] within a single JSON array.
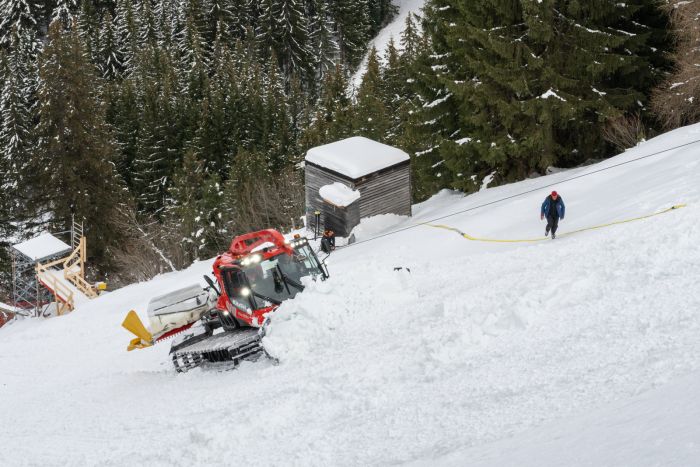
[[551, 190, 558, 197]]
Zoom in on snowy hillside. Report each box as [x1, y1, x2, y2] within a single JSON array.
[[2, 124, 700, 466], [351, 0, 426, 89]]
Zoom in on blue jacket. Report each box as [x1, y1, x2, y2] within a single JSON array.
[[541, 195, 565, 219]]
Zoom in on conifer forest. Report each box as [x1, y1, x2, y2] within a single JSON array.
[[0, 0, 698, 292]]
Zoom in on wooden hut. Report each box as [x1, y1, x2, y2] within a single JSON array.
[[305, 137, 411, 234]]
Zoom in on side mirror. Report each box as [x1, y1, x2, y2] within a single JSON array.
[[203, 275, 220, 296]]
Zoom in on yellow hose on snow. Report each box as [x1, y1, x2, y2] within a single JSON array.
[[428, 204, 687, 243]]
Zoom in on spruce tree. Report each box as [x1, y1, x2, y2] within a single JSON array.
[[131, 46, 181, 215], [331, 0, 371, 67], [0, 49, 17, 253], [165, 149, 224, 263], [399, 13, 421, 63], [0, 27, 36, 215], [302, 63, 353, 148], [98, 11, 124, 80], [263, 56, 293, 171], [104, 73, 141, 187], [272, 0, 313, 77], [30, 21, 126, 264], [367, 0, 396, 35], [0, 0, 42, 48], [203, 0, 237, 44], [138, 0, 158, 46], [114, 0, 138, 75], [418, 0, 671, 190], [353, 46, 390, 141], [75, 0, 100, 64], [381, 38, 405, 144], [309, 0, 339, 82], [51, 0, 77, 30]]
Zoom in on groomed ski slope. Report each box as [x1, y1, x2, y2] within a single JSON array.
[[2, 124, 700, 466]]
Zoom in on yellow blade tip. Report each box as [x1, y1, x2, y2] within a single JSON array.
[[122, 310, 153, 348]]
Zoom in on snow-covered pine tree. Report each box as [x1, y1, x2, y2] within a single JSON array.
[[114, 0, 139, 74], [270, 0, 313, 78], [105, 77, 139, 185], [192, 87, 231, 178], [175, 8, 208, 103], [0, 0, 42, 49], [309, 0, 339, 83], [353, 46, 390, 141], [165, 148, 224, 264], [138, 0, 158, 46], [98, 11, 124, 80], [399, 12, 421, 63], [131, 46, 181, 215], [367, 0, 396, 35], [650, 0, 698, 129], [51, 0, 77, 30], [380, 37, 410, 146], [75, 0, 100, 66], [202, 0, 237, 44], [0, 49, 16, 253], [418, 0, 671, 189], [223, 0, 255, 40], [175, 6, 209, 161], [0, 27, 36, 216], [286, 73, 310, 159], [256, 0, 276, 61], [30, 21, 126, 263], [233, 47, 267, 150], [263, 53, 293, 171], [301, 63, 352, 148], [330, 0, 371, 67], [155, 0, 178, 49]]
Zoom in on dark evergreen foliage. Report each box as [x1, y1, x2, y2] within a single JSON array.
[[30, 21, 126, 264], [413, 0, 672, 193], [0, 0, 676, 284]]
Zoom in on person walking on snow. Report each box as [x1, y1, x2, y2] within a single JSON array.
[[541, 191, 565, 239]]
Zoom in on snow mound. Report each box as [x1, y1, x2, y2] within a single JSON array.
[[319, 182, 361, 207]]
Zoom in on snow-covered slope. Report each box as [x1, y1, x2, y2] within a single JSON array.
[[350, 0, 426, 89], [2, 124, 700, 466]]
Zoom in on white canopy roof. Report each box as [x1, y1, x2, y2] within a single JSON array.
[[12, 233, 72, 262], [319, 183, 361, 208], [305, 136, 409, 179]]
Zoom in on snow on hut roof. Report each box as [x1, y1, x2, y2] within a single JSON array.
[[319, 183, 361, 208], [12, 233, 72, 262], [305, 136, 409, 179]]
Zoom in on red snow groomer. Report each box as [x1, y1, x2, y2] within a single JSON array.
[[122, 229, 329, 372]]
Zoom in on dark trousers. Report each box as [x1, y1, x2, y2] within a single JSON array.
[[546, 215, 559, 235]]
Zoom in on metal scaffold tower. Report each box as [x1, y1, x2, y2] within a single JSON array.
[[11, 234, 72, 317], [10, 219, 99, 317]]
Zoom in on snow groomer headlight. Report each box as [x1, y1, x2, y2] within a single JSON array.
[[240, 287, 251, 297], [241, 254, 262, 266]]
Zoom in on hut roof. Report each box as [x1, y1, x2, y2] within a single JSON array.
[[12, 233, 72, 262], [305, 136, 409, 179]]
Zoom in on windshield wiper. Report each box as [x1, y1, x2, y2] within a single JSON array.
[[276, 265, 305, 292], [251, 290, 282, 306]]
